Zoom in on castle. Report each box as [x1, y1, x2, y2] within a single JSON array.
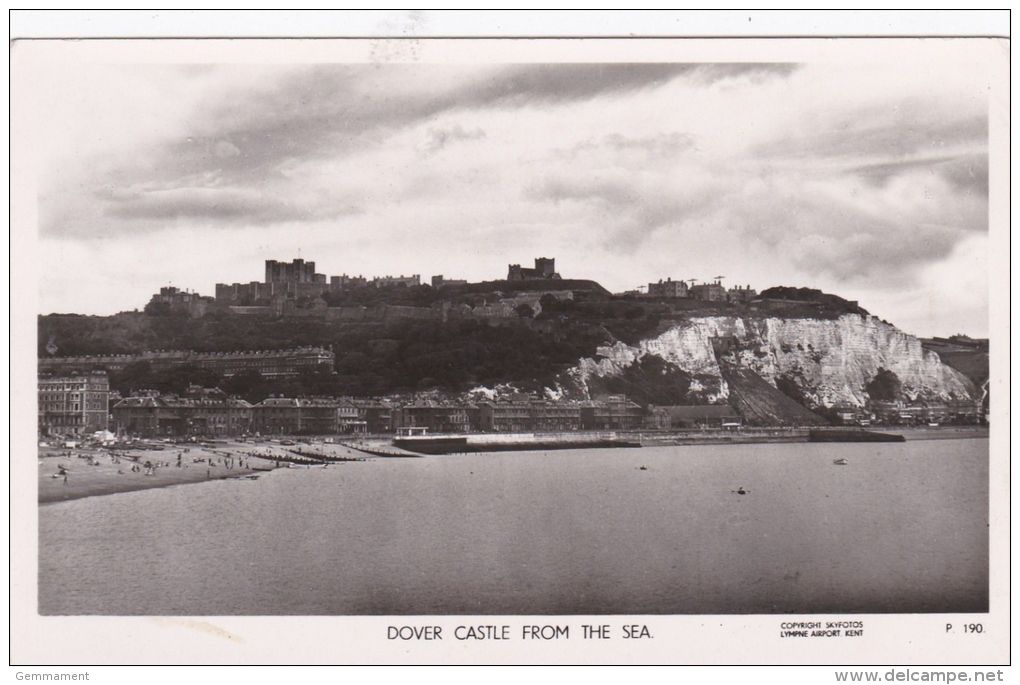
[[507, 257, 560, 281], [216, 258, 331, 305]]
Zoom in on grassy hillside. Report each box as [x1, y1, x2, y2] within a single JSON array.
[[39, 285, 892, 405], [40, 312, 612, 400], [757, 286, 869, 316]]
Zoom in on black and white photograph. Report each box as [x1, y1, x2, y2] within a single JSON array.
[[10, 17, 1009, 668]]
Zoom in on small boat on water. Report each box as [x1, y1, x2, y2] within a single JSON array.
[[833, 458, 849, 466]]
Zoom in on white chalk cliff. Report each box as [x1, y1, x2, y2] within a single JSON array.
[[568, 314, 976, 408]]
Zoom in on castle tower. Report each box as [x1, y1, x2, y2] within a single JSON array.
[[535, 257, 556, 278]]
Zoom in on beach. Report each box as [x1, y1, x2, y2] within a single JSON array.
[[37, 439, 371, 504]]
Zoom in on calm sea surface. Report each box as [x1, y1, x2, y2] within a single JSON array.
[[38, 440, 988, 615]]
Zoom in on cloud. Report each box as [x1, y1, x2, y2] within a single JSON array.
[[45, 63, 776, 239], [157, 63, 724, 181], [526, 175, 642, 207], [421, 125, 486, 154], [526, 132, 985, 277], [559, 132, 696, 160], [697, 166, 986, 285], [52, 62, 796, 190], [94, 185, 362, 230], [213, 140, 241, 159], [851, 152, 988, 196], [754, 110, 987, 163], [454, 63, 797, 108], [524, 169, 725, 253], [103, 187, 299, 224]]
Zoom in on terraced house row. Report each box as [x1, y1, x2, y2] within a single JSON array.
[[104, 390, 645, 438], [111, 390, 371, 437], [38, 346, 335, 378]]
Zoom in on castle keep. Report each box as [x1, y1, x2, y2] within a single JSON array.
[[507, 257, 560, 281]]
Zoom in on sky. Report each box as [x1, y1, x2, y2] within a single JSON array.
[[32, 58, 989, 337]]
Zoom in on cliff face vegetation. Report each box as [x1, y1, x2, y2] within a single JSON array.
[[39, 313, 610, 399], [40, 287, 981, 412], [566, 313, 977, 410]]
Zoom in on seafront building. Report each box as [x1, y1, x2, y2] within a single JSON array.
[[477, 396, 536, 432], [858, 399, 983, 426], [99, 388, 647, 439], [252, 397, 366, 435], [352, 399, 396, 434], [530, 398, 585, 432], [112, 394, 370, 438], [396, 400, 476, 434], [477, 396, 585, 432], [580, 395, 645, 430], [112, 389, 253, 437], [645, 404, 742, 429], [94, 378, 986, 440], [38, 372, 110, 436]]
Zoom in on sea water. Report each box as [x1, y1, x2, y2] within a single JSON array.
[[38, 439, 988, 615]]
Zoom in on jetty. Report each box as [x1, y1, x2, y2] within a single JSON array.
[[284, 447, 365, 463], [808, 428, 906, 443], [341, 442, 423, 458], [391, 432, 641, 455]]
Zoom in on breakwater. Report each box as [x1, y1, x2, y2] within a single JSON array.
[[393, 432, 640, 455]]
